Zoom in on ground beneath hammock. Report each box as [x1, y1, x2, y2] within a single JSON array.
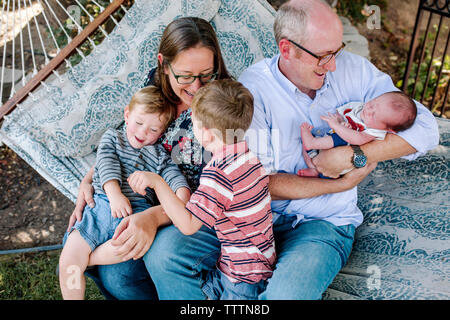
[[0, 145, 74, 250], [0, 0, 421, 251]]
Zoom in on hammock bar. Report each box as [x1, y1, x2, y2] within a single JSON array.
[[92, 0, 120, 27], [54, 0, 99, 52], [74, 0, 109, 39], [0, 0, 126, 120]]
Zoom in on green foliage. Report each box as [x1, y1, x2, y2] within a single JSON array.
[[46, 0, 129, 68], [396, 24, 450, 114], [0, 251, 104, 300]]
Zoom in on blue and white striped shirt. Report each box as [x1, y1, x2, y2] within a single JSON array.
[[93, 127, 189, 204]]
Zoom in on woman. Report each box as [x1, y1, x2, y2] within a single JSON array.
[[67, 17, 231, 300]]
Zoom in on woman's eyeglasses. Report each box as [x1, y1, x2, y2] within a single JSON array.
[[168, 63, 218, 85]]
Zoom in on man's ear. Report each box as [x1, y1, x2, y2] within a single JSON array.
[[279, 38, 292, 60]]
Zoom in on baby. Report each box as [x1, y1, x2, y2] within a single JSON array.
[[299, 91, 417, 177], [59, 86, 190, 299]]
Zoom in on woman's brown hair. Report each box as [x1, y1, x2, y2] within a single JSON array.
[[155, 17, 232, 106]]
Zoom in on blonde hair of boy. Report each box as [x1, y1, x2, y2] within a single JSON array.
[[128, 85, 175, 127], [191, 79, 254, 144]]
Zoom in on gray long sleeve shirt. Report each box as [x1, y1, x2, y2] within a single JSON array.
[[92, 127, 189, 205]]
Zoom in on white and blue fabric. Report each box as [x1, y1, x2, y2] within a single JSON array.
[[0, 0, 448, 300]]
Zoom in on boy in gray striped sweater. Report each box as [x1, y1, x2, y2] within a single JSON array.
[[59, 86, 191, 300]]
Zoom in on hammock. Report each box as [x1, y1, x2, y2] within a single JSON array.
[[0, 0, 448, 300]]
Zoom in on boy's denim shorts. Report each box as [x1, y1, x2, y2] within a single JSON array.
[[202, 268, 268, 300], [63, 193, 151, 251]]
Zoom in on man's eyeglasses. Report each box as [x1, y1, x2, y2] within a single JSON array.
[[288, 39, 346, 66], [168, 62, 218, 85]]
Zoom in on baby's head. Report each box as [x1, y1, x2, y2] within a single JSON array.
[[363, 91, 417, 133], [191, 79, 254, 149], [124, 86, 174, 149]]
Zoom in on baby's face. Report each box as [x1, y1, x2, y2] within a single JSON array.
[[361, 94, 402, 131], [124, 104, 166, 149]]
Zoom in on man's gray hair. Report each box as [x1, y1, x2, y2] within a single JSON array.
[[273, 0, 331, 45]]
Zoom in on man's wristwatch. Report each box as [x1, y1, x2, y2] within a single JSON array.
[[351, 145, 367, 168]]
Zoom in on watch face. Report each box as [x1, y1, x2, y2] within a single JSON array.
[[354, 154, 367, 168]]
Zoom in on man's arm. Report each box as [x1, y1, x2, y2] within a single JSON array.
[[312, 132, 416, 178], [269, 162, 377, 200]]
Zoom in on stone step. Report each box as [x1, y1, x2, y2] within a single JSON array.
[[340, 16, 370, 60], [0, 67, 23, 84]]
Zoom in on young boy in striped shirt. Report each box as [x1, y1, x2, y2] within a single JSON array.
[[128, 80, 276, 299], [59, 86, 190, 299]]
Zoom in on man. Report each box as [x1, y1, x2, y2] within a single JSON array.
[[238, 0, 439, 299]]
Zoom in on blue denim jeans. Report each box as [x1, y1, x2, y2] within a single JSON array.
[[64, 194, 150, 251], [92, 215, 354, 300], [202, 269, 268, 300]]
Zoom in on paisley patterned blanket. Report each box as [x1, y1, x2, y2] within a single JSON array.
[[0, 0, 448, 299]]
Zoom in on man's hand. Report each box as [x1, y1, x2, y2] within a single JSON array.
[[312, 145, 354, 178], [340, 162, 378, 189], [128, 171, 161, 195]]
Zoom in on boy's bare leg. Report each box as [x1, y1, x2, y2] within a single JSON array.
[[59, 230, 91, 300], [300, 123, 334, 151], [88, 240, 127, 266]]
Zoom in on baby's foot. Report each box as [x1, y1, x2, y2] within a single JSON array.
[[300, 123, 315, 151], [297, 168, 320, 177]]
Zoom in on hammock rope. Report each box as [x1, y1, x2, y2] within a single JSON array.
[[0, 0, 128, 118]]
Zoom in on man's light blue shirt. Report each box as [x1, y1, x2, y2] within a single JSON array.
[[239, 51, 439, 227]]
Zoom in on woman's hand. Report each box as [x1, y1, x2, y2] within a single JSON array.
[[67, 176, 95, 232], [110, 206, 168, 261]]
